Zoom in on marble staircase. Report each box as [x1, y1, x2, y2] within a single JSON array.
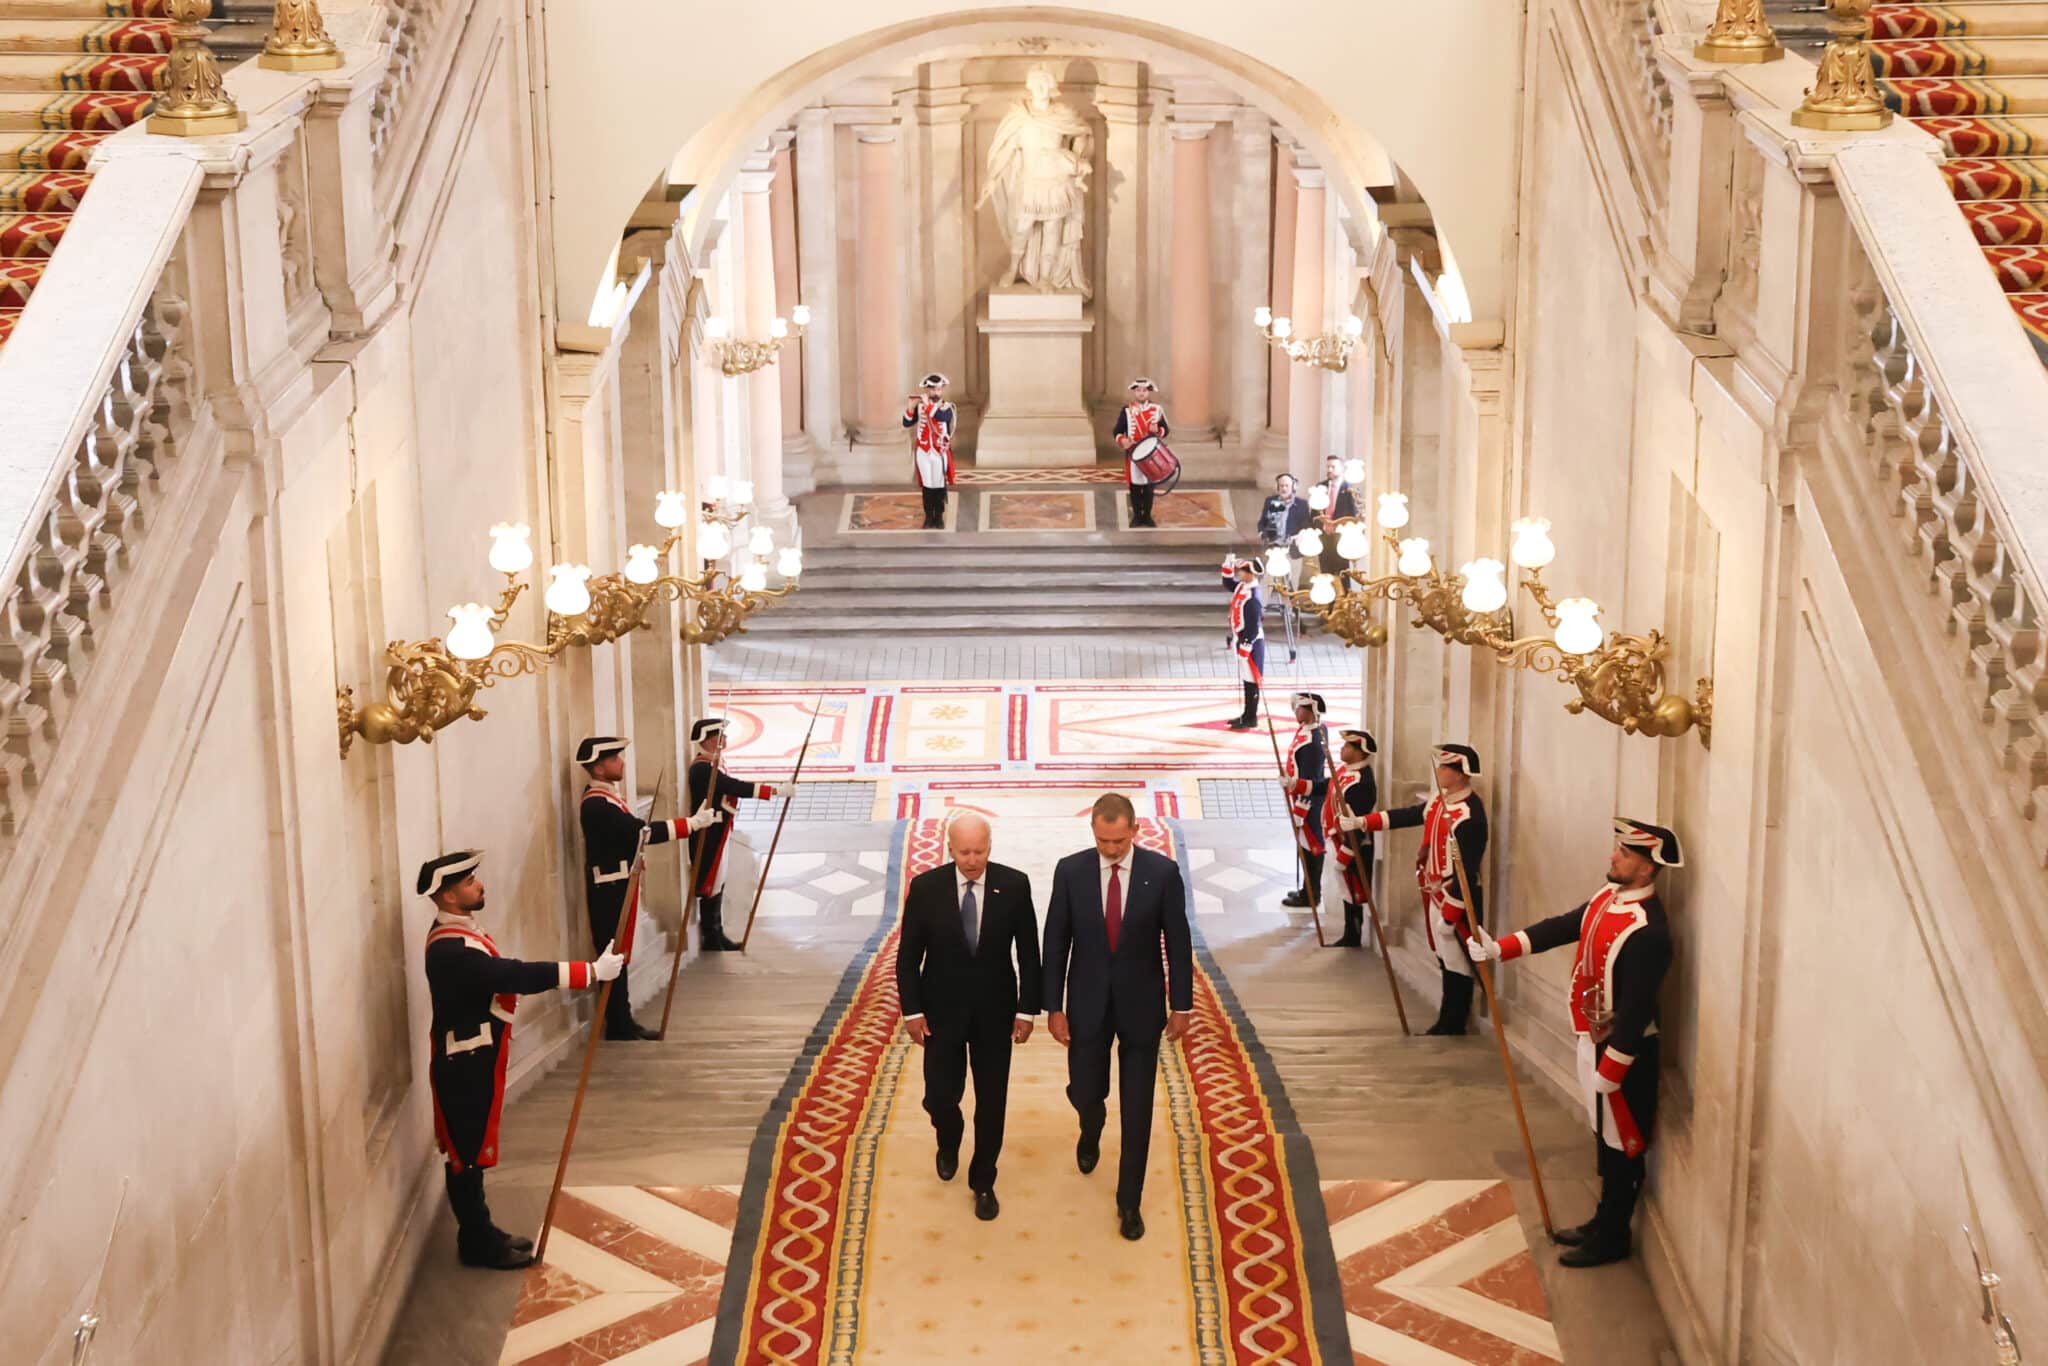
[[751, 540, 1244, 637]]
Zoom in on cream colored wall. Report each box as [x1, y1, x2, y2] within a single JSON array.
[[539, 0, 1520, 339]]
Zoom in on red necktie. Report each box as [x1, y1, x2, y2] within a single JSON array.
[[1105, 863, 1123, 954]]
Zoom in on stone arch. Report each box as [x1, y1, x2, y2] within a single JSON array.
[[545, 3, 1514, 328]]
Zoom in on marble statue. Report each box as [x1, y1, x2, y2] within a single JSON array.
[[976, 65, 1093, 297]]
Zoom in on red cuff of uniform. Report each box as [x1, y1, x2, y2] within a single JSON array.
[[1596, 1048, 1633, 1085], [1499, 931, 1529, 961], [758, 784, 777, 800], [1364, 812, 1386, 833], [1285, 779, 1307, 796], [1440, 900, 1463, 924], [561, 961, 592, 990], [670, 818, 686, 839]]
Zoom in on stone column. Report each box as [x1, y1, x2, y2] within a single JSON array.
[[769, 136, 811, 497], [1267, 139, 1297, 440], [737, 150, 786, 524], [853, 124, 903, 440], [1168, 122, 1214, 433], [793, 107, 842, 459], [1287, 159, 1327, 480], [915, 70, 972, 402], [1230, 109, 1273, 457], [1100, 78, 1154, 402]]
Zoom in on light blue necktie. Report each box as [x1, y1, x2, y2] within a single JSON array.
[[961, 880, 980, 953]]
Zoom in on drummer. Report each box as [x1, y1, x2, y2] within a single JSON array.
[[904, 372, 956, 529], [1114, 377, 1170, 529]]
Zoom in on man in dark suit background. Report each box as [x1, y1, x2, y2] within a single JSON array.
[[1043, 793, 1193, 1241], [897, 813, 1041, 1221]]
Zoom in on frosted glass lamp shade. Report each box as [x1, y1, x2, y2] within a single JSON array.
[[1308, 485, 1329, 512], [445, 603, 495, 661], [624, 545, 659, 585], [1253, 305, 1272, 328], [1309, 574, 1338, 606], [748, 526, 775, 557], [1343, 458, 1366, 485], [1510, 517, 1556, 571], [1272, 316, 1293, 339], [1459, 559, 1509, 614], [1396, 538, 1433, 578], [777, 546, 803, 578], [705, 474, 730, 502], [697, 520, 732, 562], [1262, 546, 1291, 580], [740, 562, 768, 593], [654, 491, 688, 529], [1294, 527, 1324, 558], [732, 480, 754, 508], [488, 522, 533, 575], [1376, 493, 1410, 529], [769, 317, 788, 339], [545, 564, 593, 617], [1335, 522, 1372, 562], [1343, 314, 1364, 337], [1554, 598, 1604, 655], [703, 315, 730, 340], [790, 304, 812, 326]]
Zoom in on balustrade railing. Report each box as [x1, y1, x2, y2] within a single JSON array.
[[1834, 149, 2048, 862]]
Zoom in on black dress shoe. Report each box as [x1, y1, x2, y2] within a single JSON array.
[[1279, 889, 1311, 908], [1118, 1207, 1145, 1241], [1559, 1238, 1631, 1268], [974, 1189, 1000, 1221], [1226, 716, 1256, 731], [936, 1148, 959, 1182], [1550, 1220, 1599, 1248], [1076, 1134, 1100, 1174], [605, 1022, 660, 1042], [490, 1227, 535, 1255], [458, 1239, 536, 1271]]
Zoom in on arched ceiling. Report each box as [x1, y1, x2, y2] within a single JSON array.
[[542, 2, 1518, 335]]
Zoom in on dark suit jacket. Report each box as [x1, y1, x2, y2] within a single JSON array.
[[1042, 845, 1193, 1038], [897, 861, 1041, 1035]]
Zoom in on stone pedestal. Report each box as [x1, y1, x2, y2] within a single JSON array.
[[974, 287, 1097, 467]]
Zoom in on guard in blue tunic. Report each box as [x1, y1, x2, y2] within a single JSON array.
[[576, 735, 720, 1039], [685, 716, 781, 951], [1280, 692, 1330, 909], [904, 372, 956, 529], [1220, 553, 1266, 730]]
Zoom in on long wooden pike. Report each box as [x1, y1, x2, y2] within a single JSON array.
[[738, 689, 827, 952], [1448, 834, 1555, 1238], [535, 762, 670, 1263], [1343, 824, 1411, 1035], [656, 768, 715, 1042], [1263, 692, 1329, 948]]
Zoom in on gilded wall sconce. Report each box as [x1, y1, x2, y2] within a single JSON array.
[[1252, 305, 1365, 372], [703, 305, 811, 377]]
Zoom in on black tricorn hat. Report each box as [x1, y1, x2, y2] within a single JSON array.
[[1339, 728, 1378, 755], [418, 849, 482, 898], [690, 716, 728, 743], [1614, 817, 1683, 868], [1433, 743, 1481, 776], [575, 736, 628, 766], [1291, 692, 1327, 719]]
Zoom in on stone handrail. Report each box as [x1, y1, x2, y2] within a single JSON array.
[[1834, 142, 2048, 857], [371, 0, 467, 186], [0, 157, 202, 837]]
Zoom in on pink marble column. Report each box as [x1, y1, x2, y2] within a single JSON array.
[[1286, 162, 1326, 479], [1267, 151, 1296, 433], [1168, 123, 1214, 432], [770, 141, 803, 439], [738, 157, 785, 515], [855, 124, 902, 435]]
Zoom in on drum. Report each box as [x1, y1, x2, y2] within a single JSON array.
[[1130, 434, 1183, 492]]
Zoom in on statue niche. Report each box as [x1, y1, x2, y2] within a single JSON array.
[[976, 64, 1093, 297]]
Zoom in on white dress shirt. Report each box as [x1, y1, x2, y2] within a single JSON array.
[[1094, 849, 1190, 1022], [902, 867, 1034, 1024]]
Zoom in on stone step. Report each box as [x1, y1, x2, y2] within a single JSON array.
[[740, 607, 1222, 636], [800, 544, 1231, 569], [804, 528, 1245, 552], [790, 570, 1225, 596]]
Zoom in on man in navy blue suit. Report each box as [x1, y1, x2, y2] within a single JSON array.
[[1042, 792, 1194, 1241]]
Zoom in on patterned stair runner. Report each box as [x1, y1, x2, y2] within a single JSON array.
[[0, 0, 196, 352], [1865, 2, 2048, 361]]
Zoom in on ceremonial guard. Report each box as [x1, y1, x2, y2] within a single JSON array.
[[1113, 377, 1169, 528], [1329, 727, 1378, 948], [904, 372, 956, 529], [577, 735, 719, 1039], [1361, 743, 1487, 1034], [419, 849, 624, 1269], [1467, 817, 1680, 1267], [686, 716, 780, 951], [1279, 692, 1330, 909], [1220, 554, 1265, 730]]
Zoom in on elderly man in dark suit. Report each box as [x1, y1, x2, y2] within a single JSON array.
[[897, 812, 1041, 1221], [1043, 793, 1193, 1241]]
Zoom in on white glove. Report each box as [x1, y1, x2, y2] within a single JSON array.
[[1337, 812, 1363, 832], [592, 939, 626, 982], [1465, 925, 1500, 963], [1221, 554, 1237, 573], [685, 806, 723, 832]]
